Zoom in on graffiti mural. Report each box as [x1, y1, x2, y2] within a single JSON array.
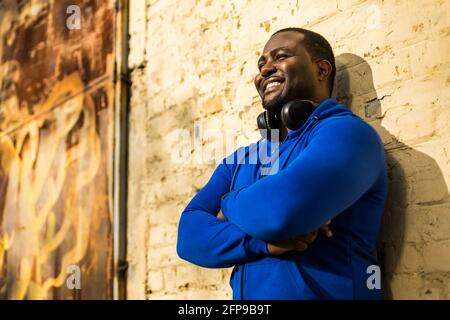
[[0, 0, 116, 299]]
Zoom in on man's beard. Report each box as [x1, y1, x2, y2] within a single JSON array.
[[262, 94, 286, 115], [262, 83, 315, 114]]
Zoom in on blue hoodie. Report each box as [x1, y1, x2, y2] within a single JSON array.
[[177, 98, 388, 300]]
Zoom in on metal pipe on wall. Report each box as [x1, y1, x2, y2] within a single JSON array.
[[113, 0, 130, 300]]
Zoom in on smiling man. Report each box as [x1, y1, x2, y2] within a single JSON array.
[[177, 28, 388, 300]]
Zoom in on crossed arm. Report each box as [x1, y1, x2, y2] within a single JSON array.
[[176, 155, 269, 268], [220, 118, 385, 242], [177, 117, 384, 268], [176, 157, 329, 268]]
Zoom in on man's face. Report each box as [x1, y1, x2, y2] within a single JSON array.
[[254, 31, 318, 112]]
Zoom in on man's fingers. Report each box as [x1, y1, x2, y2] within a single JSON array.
[[217, 210, 226, 221], [302, 231, 318, 244], [267, 243, 289, 256], [270, 224, 330, 255], [292, 230, 318, 244], [291, 239, 309, 251], [320, 224, 333, 237]]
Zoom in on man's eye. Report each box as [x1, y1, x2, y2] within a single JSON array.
[[258, 63, 265, 70], [276, 54, 288, 60]]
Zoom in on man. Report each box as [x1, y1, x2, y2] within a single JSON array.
[[177, 28, 387, 300]]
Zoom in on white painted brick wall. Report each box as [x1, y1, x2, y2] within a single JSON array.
[[127, 0, 450, 299]]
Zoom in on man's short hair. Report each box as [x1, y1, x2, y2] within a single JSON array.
[[272, 27, 336, 96]]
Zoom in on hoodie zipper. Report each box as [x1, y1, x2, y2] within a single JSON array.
[[259, 115, 320, 177], [240, 116, 320, 300], [280, 115, 320, 170], [241, 265, 245, 300]]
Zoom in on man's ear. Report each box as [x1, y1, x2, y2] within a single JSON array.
[[316, 60, 332, 83]]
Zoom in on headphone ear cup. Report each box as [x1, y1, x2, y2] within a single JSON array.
[[281, 100, 316, 131], [257, 111, 270, 140], [257, 111, 268, 131], [257, 111, 279, 140]]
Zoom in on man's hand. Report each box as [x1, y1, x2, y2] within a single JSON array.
[[217, 210, 332, 255], [217, 210, 226, 221], [267, 220, 332, 256]]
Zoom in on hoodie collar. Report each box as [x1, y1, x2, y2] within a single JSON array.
[[284, 98, 353, 140]]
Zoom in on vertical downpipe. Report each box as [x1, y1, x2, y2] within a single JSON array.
[[113, 0, 130, 300]]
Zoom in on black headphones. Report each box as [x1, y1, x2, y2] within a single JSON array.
[[256, 99, 317, 140]]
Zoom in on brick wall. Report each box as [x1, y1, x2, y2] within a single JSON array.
[[126, 0, 450, 299]]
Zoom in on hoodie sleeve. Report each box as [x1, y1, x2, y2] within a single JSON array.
[[221, 117, 386, 242], [177, 150, 270, 268]]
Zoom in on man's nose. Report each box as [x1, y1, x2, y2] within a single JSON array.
[[260, 59, 276, 77]]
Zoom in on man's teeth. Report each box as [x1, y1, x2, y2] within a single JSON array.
[[266, 82, 281, 90]]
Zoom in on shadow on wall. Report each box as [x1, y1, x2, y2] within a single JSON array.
[[333, 53, 449, 299]]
